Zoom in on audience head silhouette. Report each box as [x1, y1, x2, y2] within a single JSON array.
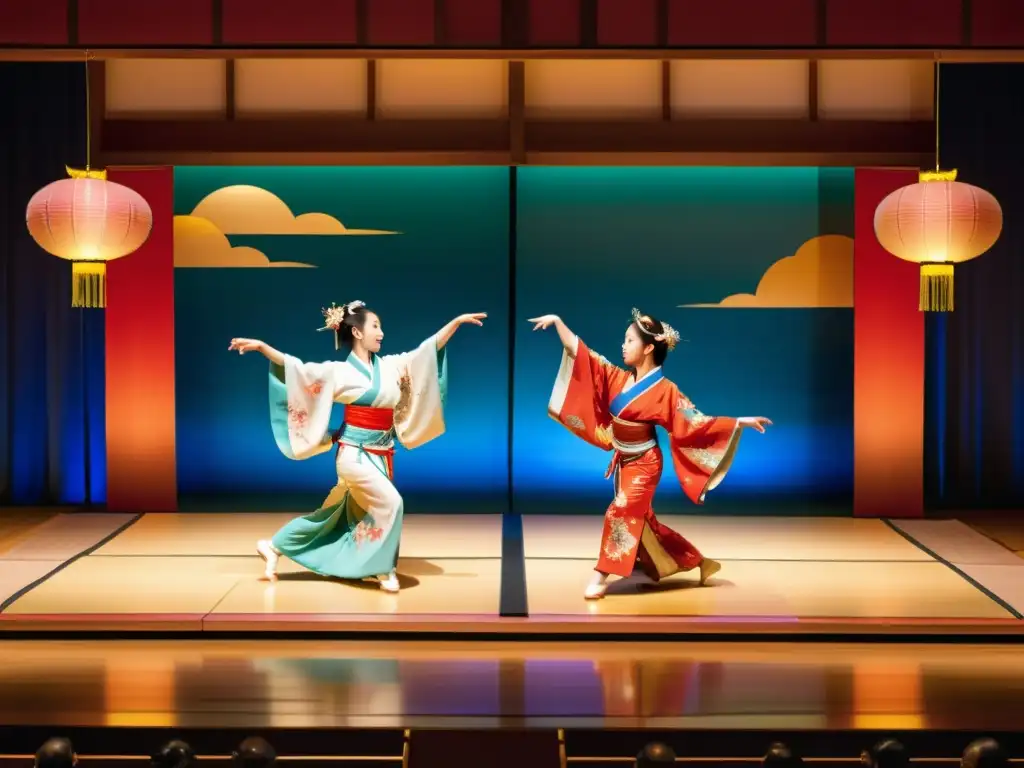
[[35, 738, 76, 768], [233, 737, 277, 768], [863, 739, 909, 768], [151, 740, 197, 768], [962, 739, 1007, 768], [764, 742, 803, 768], [636, 742, 677, 768]]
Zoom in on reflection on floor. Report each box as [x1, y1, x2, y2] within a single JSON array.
[[1, 639, 1023, 731]]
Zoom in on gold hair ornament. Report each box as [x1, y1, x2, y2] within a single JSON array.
[[631, 307, 681, 351]]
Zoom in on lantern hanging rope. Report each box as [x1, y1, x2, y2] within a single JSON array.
[[24, 52, 153, 309], [872, 62, 1003, 312]]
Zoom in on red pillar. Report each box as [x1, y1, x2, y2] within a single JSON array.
[[105, 167, 178, 512], [853, 168, 924, 518]]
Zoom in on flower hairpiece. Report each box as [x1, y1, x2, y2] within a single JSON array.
[[631, 307, 682, 351], [318, 299, 365, 333]]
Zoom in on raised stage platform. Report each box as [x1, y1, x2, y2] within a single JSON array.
[[0, 512, 1021, 637]]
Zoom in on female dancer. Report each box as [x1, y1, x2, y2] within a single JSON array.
[[229, 300, 485, 592], [529, 309, 771, 599]]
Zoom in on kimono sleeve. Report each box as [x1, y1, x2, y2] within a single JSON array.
[[384, 334, 449, 450], [659, 384, 742, 505], [268, 354, 344, 460], [547, 336, 632, 451]]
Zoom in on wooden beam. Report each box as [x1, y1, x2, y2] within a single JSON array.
[[580, 0, 597, 47], [3, 47, 1024, 61], [660, 60, 671, 121], [98, 149, 930, 168], [66, 0, 79, 46], [808, 59, 819, 121], [524, 119, 934, 155], [366, 59, 377, 120], [96, 116, 933, 166], [501, 0, 529, 47], [961, 0, 973, 46], [435, 0, 447, 46], [656, 0, 669, 46], [508, 61, 525, 164], [101, 118, 511, 153], [225, 58, 236, 120], [816, 0, 827, 45], [212, 0, 224, 45]]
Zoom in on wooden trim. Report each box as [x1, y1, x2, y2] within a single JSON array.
[[97, 114, 937, 160], [656, 0, 669, 47], [508, 61, 525, 164], [435, 0, 447, 46], [99, 150, 514, 166], [501, 0, 529, 47], [212, 0, 224, 45], [366, 59, 377, 120], [97, 149, 931, 168], [3, 48, 1024, 61], [580, 0, 597, 48], [816, 0, 827, 45], [962, 0, 973, 46], [224, 58, 235, 120], [523, 119, 934, 154], [67, 0, 79, 46], [660, 60, 671, 121], [808, 59, 819, 121], [101, 118, 511, 153], [526, 151, 933, 167], [356, 0, 369, 46]]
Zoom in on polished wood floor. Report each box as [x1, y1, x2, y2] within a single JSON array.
[[0, 639, 1023, 731], [0, 513, 1021, 635]]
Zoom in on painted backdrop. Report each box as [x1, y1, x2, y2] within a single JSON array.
[[514, 167, 855, 515], [173, 167, 510, 513], [174, 166, 855, 517]]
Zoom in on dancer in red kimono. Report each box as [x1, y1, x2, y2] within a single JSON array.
[[530, 309, 771, 599]]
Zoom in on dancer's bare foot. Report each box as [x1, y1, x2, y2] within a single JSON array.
[[584, 572, 609, 599], [256, 540, 279, 582], [699, 558, 721, 586], [378, 571, 400, 593]]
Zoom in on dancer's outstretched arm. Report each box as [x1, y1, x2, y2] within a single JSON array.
[[434, 312, 487, 350], [528, 314, 577, 357], [229, 338, 285, 366]]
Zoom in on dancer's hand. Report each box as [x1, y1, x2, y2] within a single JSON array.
[[738, 416, 772, 433], [229, 338, 263, 355], [528, 314, 560, 331], [455, 312, 487, 326]]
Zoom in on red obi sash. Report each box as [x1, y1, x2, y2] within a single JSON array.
[[333, 405, 396, 477], [611, 421, 655, 445], [605, 420, 657, 479], [344, 405, 395, 431]]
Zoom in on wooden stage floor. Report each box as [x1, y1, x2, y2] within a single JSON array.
[[0, 512, 1022, 636]]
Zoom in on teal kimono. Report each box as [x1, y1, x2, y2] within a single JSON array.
[[266, 335, 448, 580]]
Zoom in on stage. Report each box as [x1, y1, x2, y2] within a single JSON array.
[[0, 512, 1021, 637]]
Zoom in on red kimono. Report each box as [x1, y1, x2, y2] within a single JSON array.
[[548, 337, 743, 579]]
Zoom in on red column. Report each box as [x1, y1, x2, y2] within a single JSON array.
[[105, 167, 178, 512], [853, 168, 924, 518]]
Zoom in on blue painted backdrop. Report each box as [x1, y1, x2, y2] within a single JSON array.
[[513, 167, 855, 515], [173, 167, 510, 513], [173, 166, 854, 516]]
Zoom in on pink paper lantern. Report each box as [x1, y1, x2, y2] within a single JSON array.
[[874, 170, 1002, 312], [26, 175, 153, 308]]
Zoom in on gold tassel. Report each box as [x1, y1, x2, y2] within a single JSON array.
[[919, 263, 954, 312], [72, 262, 106, 308]]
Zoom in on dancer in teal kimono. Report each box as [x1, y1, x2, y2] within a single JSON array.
[[229, 300, 486, 592]]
